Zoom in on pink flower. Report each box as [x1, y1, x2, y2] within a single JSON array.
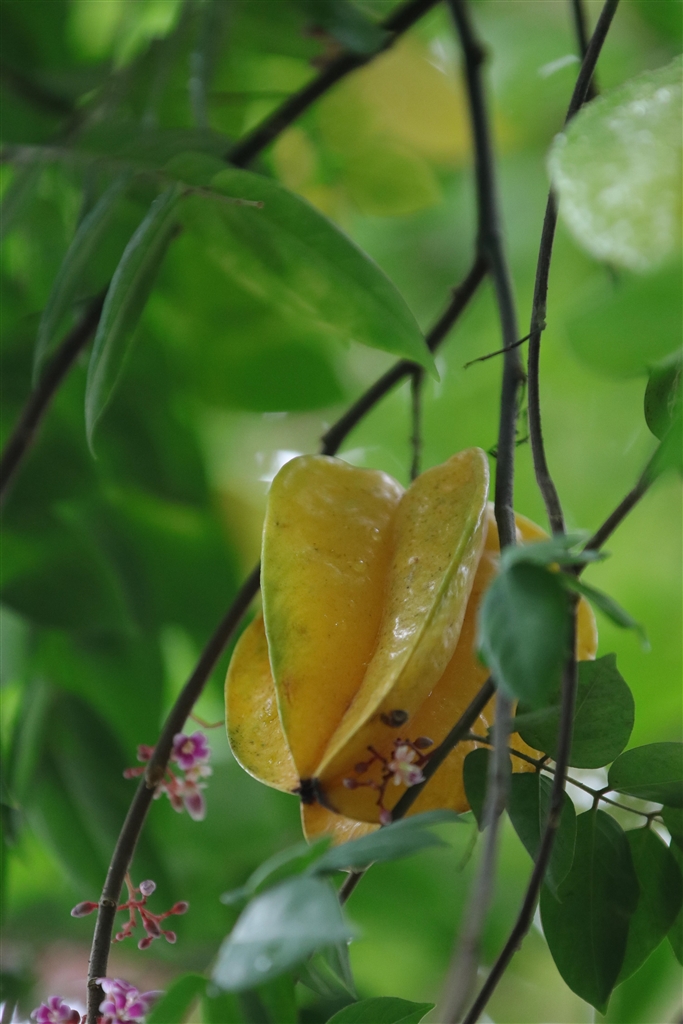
[[98, 978, 162, 1023], [31, 997, 81, 1023], [388, 744, 425, 787], [172, 732, 210, 771]]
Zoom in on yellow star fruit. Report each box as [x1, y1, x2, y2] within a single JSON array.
[[225, 449, 597, 844]]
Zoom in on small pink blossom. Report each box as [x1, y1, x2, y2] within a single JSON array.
[[31, 996, 81, 1023], [98, 978, 162, 1023], [388, 744, 425, 787], [172, 731, 210, 771]]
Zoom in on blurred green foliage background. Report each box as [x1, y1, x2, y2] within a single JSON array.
[[0, 0, 681, 1021]]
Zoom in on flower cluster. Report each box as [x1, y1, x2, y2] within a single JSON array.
[[31, 997, 81, 1023], [98, 978, 162, 1023], [71, 877, 188, 951], [124, 731, 212, 821], [343, 735, 434, 825]]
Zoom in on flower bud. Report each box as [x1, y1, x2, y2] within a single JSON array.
[[170, 901, 189, 915], [163, 930, 177, 944], [70, 900, 98, 918], [139, 879, 156, 897]]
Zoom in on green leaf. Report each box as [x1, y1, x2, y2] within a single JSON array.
[[508, 772, 576, 897], [294, 1, 387, 54], [561, 576, 649, 649], [463, 748, 489, 830], [221, 839, 330, 905], [325, 997, 434, 1024], [477, 563, 571, 708], [646, 410, 683, 481], [548, 57, 682, 271], [667, 842, 683, 965], [34, 173, 130, 381], [617, 828, 683, 982], [644, 351, 682, 440], [257, 973, 298, 1024], [312, 810, 461, 873], [514, 655, 635, 769], [213, 876, 355, 992], [202, 986, 245, 1024], [147, 973, 206, 1024], [661, 806, 683, 850], [197, 168, 434, 373], [540, 810, 639, 1012], [299, 943, 357, 1001], [85, 185, 182, 447], [608, 743, 683, 807], [500, 531, 600, 571]]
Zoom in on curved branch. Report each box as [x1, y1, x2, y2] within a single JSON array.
[[526, 0, 619, 534], [0, 292, 106, 504]]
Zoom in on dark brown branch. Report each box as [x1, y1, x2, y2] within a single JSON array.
[[526, 0, 619, 535], [228, 0, 441, 168], [410, 368, 425, 482], [581, 447, 655, 559], [320, 256, 487, 456], [87, 564, 261, 1022], [570, 0, 598, 99], [463, 334, 530, 369], [0, 292, 106, 504]]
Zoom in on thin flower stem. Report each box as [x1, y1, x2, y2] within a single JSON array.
[[0, 291, 105, 504], [410, 368, 425, 482], [526, 0, 619, 535]]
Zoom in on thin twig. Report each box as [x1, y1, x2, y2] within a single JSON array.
[[439, 2, 524, 1017], [320, 256, 487, 456], [0, 292, 106, 504], [228, 0, 440, 167], [526, 0, 620, 535], [339, 869, 365, 905], [581, 447, 656, 560], [570, 0, 599, 99], [463, 334, 530, 369], [410, 368, 425, 481], [87, 564, 261, 1022], [460, 9, 621, 1018]]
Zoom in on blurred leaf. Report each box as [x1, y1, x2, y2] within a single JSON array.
[[202, 168, 434, 372], [34, 173, 131, 380], [86, 185, 183, 447], [617, 827, 683, 982], [646, 410, 683, 481], [295, 1, 387, 54], [507, 772, 576, 897], [514, 655, 635, 769], [221, 839, 330, 905], [147, 973, 207, 1024], [325, 997, 434, 1024], [644, 351, 682, 440], [0, 605, 30, 688], [668, 842, 683, 965], [342, 139, 441, 217], [463, 748, 488, 830], [257, 972, 298, 1024], [477, 563, 571, 708], [500, 532, 600, 571], [561, 576, 649, 649], [0, 158, 42, 240], [6, 677, 51, 802], [540, 810, 639, 1012], [312, 811, 461, 873], [564, 264, 682, 378], [549, 57, 682, 271], [213, 876, 355, 991], [608, 743, 683, 807], [661, 806, 683, 850], [202, 986, 245, 1024], [299, 943, 356, 1001]]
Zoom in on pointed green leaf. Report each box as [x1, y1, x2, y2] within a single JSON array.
[[507, 772, 576, 897], [34, 174, 130, 381], [311, 810, 461, 873], [661, 806, 683, 850], [541, 810, 639, 1012], [257, 973, 298, 1024], [514, 655, 635, 769], [548, 57, 682, 271], [213, 876, 355, 992], [608, 743, 683, 807], [646, 410, 683, 481], [561, 576, 649, 649], [463, 748, 489, 830], [199, 168, 434, 373], [478, 563, 571, 708], [85, 185, 182, 448], [644, 351, 682, 440], [325, 997, 434, 1024], [667, 842, 683, 965], [221, 839, 330, 905], [617, 828, 683, 982], [298, 943, 357, 1001], [146, 974, 206, 1024], [500, 531, 600, 571]]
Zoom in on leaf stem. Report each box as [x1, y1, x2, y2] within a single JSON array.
[[0, 291, 106, 505]]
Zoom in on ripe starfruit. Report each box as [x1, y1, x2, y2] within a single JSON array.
[[225, 449, 597, 844]]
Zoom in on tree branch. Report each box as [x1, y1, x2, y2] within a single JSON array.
[[526, 0, 620, 534], [435, 1, 526, 1013], [227, 0, 441, 168], [581, 446, 656, 559], [0, 292, 106, 504]]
